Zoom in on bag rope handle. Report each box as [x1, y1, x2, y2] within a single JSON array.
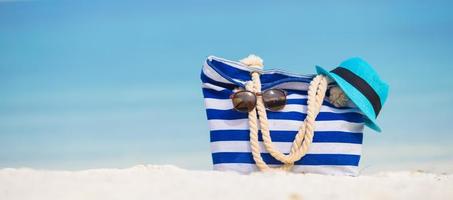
[[242, 55, 328, 171]]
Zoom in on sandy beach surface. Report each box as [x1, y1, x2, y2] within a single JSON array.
[[0, 165, 451, 200]]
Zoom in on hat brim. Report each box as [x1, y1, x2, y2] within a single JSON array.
[[316, 66, 382, 132]]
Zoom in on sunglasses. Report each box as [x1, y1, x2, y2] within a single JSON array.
[[230, 89, 287, 112]]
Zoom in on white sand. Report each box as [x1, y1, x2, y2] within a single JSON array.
[[0, 165, 451, 200]]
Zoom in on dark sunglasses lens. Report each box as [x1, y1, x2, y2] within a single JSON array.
[[262, 89, 286, 111], [232, 91, 256, 112]]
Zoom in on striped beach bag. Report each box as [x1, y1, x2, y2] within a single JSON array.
[[201, 55, 365, 176]]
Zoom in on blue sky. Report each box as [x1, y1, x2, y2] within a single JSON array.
[[1, 0, 452, 172]]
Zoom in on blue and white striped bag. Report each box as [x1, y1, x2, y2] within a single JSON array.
[[201, 56, 365, 176]]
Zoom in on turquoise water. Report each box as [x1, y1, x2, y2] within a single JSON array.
[[1, 0, 452, 172]]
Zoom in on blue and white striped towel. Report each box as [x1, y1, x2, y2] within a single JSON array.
[[201, 56, 365, 176]]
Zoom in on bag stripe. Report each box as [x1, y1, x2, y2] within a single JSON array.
[[210, 130, 363, 144], [201, 69, 237, 90], [205, 109, 364, 123], [202, 88, 232, 99], [207, 57, 314, 85], [208, 119, 364, 132], [204, 98, 359, 113], [211, 141, 362, 155], [212, 152, 360, 166], [202, 89, 355, 110], [213, 163, 358, 175], [207, 59, 252, 83]]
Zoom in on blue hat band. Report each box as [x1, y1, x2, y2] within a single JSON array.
[[331, 67, 382, 117]]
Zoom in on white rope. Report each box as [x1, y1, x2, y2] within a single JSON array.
[[245, 70, 328, 171]]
